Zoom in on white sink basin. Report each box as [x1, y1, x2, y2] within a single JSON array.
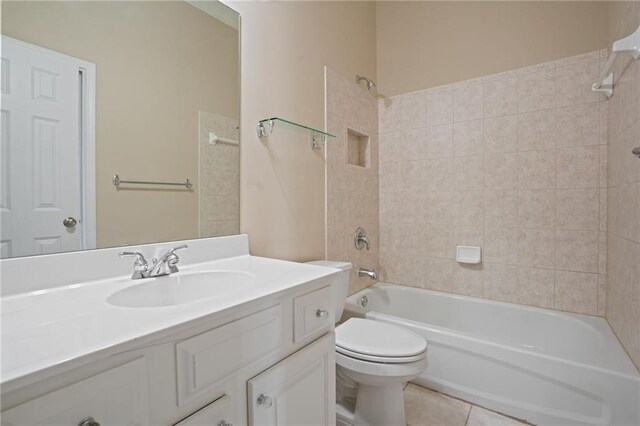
[[107, 271, 257, 308]]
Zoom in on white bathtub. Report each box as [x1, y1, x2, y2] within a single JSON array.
[[345, 283, 640, 426]]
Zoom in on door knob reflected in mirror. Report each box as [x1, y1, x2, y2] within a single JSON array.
[[63, 217, 78, 228]]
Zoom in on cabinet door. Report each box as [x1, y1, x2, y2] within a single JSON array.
[[2, 358, 149, 426], [248, 333, 335, 426]]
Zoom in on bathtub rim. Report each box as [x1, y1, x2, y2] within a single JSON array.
[[346, 282, 640, 379]]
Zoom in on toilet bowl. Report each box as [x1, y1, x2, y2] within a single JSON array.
[[306, 261, 428, 426]]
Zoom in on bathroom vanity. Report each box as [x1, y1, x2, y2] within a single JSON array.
[[1, 235, 338, 425]]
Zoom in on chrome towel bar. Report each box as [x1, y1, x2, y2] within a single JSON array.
[[112, 174, 193, 189]]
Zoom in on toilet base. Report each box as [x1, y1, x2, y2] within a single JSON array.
[[336, 382, 407, 426]]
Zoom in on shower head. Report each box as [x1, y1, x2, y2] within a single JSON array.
[[356, 75, 376, 90]]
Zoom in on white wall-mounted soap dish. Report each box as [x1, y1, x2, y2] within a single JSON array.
[[456, 245, 482, 264]]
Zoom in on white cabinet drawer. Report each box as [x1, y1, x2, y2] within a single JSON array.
[[176, 305, 281, 406], [2, 358, 149, 426], [174, 394, 233, 426], [293, 286, 333, 343]]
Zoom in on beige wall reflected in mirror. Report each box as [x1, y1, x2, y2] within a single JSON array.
[[1, 0, 240, 259]]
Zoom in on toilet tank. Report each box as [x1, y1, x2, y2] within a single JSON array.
[[306, 261, 352, 323]]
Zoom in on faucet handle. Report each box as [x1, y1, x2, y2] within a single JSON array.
[[163, 244, 188, 274], [354, 227, 370, 251], [167, 244, 188, 255], [119, 251, 148, 264], [160, 244, 187, 262], [119, 251, 149, 279]]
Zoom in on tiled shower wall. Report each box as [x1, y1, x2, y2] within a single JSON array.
[[326, 68, 379, 295], [606, 1, 640, 369], [378, 51, 609, 316]]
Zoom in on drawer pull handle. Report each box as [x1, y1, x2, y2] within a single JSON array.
[[217, 421, 232, 426], [78, 417, 100, 426], [316, 309, 329, 320], [257, 393, 273, 408]]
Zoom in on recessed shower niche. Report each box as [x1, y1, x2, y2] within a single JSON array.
[[347, 128, 370, 168]]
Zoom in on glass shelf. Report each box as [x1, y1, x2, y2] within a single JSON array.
[[256, 117, 335, 149]]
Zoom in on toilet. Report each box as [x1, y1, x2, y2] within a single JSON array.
[[306, 261, 427, 426]]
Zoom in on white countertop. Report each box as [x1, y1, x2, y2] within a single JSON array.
[[1, 254, 338, 388]]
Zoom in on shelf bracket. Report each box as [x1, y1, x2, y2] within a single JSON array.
[[592, 73, 614, 98], [256, 117, 335, 150], [592, 23, 640, 98], [612, 23, 640, 61], [256, 119, 274, 138], [310, 132, 327, 150]]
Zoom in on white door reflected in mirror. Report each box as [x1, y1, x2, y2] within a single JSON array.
[[0, 36, 96, 258]]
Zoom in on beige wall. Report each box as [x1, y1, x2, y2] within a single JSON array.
[[605, 1, 640, 370], [379, 51, 609, 316], [326, 68, 379, 295], [376, 1, 609, 97], [2, 1, 238, 248], [228, 1, 377, 261]]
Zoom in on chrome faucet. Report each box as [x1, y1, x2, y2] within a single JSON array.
[[354, 227, 370, 251], [358, 268, 378, 280], [119, 244, 188, 279]]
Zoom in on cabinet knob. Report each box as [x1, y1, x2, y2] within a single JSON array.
[[257, 393, 273, 409], [78, 417, 100, 426], [217, 421, 232, 426], [316, 309, 329, 320]]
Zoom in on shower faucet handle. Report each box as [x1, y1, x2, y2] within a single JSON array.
[[354, 227, 370, 250]]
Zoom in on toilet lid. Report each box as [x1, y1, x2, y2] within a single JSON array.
[[336, 318, 427, 359]]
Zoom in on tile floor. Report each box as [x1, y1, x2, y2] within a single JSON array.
[[404, 384, 530, 426]]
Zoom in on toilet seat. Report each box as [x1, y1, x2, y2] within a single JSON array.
[[336, 318, 427, 364], [336, 346, 426, 363]]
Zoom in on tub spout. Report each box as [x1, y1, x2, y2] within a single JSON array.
[[358, 268, 378, 280]]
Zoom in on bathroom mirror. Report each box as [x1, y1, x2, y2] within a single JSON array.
[[0, 0, 240, 259]]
